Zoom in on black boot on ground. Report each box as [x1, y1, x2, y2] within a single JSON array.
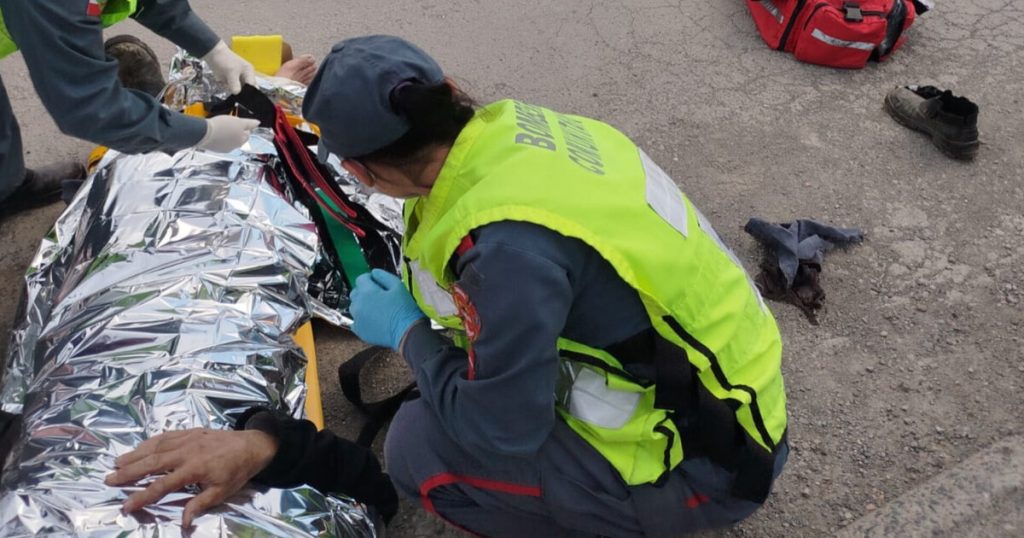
[[884, 85, 980, 161], [0, 161, 86, 216], [105, 34, 166, 97]]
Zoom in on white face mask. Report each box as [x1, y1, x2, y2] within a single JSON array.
[[318, 147, 370, 190]]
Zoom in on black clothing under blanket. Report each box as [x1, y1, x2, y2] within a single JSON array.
[[233, 407, 399, 524]]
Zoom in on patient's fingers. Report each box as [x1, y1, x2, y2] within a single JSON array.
[[106, 448, 186, 486], [183, 486, 229, 528], [122, 467, 196, 512], [114, 429, 201, 468]]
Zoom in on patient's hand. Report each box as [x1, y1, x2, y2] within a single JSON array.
[[105, 428, 278, 528]]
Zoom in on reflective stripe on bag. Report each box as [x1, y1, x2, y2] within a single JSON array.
[[759, 0, 784, 23], [810, 28, 876, 51]]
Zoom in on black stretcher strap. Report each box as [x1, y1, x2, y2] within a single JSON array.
[[338, 346, 418, 448]]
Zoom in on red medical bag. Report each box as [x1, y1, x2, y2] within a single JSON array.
[[747, 0, 916, 69]]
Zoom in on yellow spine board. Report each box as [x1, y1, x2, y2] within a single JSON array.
[[295, 322, 325, 430]]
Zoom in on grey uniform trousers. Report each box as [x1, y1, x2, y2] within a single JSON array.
[[0, 74, 26, 201], [385, 397, 787, 538]]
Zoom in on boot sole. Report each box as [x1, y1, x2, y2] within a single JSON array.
[[103, 34, 161, 67], [884, 94, 979, 161], [104, 34, 166, 96], [0, 163, 84, 216]]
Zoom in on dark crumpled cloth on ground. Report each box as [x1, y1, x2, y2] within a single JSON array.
[[744, 218, 864, 324]]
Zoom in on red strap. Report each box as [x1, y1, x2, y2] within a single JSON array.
[[272, 107, 366, 238], [277, 109, 358, 219], [272, 117, 350, 225]]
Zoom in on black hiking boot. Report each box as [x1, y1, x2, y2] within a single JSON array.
[[105, 34, 166, 97], [0, 161, 86, 216], [884, 85, 979, 161]]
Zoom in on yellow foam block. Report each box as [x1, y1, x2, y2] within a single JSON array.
[[295, 322, 325, 430], [231, 35, 283, 76], [183, 102, 207, 118]]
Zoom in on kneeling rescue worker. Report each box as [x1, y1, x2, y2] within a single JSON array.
[[303, 35, 790, 537], [0, 0, 260, 216]]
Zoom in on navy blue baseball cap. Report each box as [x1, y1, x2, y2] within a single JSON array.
[[303, 35, 445, 158]]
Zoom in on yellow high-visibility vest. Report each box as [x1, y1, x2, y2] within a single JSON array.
[[402, 100, 788, 489]]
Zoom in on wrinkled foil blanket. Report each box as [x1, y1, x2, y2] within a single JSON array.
[[0, 59, 384, 537]]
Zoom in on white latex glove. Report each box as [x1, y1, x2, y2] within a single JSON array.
[[197, 116, 260, 152], [202, 41, 257, 94]]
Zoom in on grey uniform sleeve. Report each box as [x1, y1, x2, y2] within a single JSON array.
[[132, 0, 219, 57], [400, 227, 574, 457], [1, 0, 207, 154]]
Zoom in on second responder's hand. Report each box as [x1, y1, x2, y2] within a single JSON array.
[[197, 116, 260, 153], [350, 269, 426, 350], [105, 429, 277, 528], [202, 41, 257, 95]]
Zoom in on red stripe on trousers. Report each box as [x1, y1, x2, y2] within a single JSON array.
[[686, 492, 710, 509], [419, 473, 542, 535]]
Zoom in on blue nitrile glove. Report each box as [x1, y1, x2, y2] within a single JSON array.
[[349, 269, 426, 350]]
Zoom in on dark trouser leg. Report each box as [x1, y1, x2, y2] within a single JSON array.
[[384, 397, 782, 538], [0, 74, 27, 202], [385, 398, 581, 537]]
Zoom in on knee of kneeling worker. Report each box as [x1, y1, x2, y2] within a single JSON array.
[[384, 400, 434, 498]]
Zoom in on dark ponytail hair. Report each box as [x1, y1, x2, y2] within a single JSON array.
[[356, 81, 476, 167]]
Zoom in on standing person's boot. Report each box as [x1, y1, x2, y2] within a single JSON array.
[[884, 85, 980, 161], [0, 162, 86, 216], [104, 35, 166, 98]]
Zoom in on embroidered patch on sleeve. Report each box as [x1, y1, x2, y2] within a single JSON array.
[[87, 0, 104, 17], [452, 284, 481, 342], [452, 284, 481, 379]]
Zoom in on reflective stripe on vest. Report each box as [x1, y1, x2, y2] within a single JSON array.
[[0, 0, 138, 59], [408, 259, 457, 318], [401, 100, 787, 486]]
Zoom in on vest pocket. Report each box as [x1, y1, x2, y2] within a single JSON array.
[[556, 342, 684, 486], [562, 366, 640, 430]]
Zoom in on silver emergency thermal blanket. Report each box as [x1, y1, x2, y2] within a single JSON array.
[[0, 59, 397, 537], [165, 49, 404, 239]]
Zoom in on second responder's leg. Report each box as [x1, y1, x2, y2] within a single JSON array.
[[625, 450, 788, 537], [385, 397, 785, 537], [0, 75, 26, 203], [385, 397, 584, 536], [0, 73, 85, 215]]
